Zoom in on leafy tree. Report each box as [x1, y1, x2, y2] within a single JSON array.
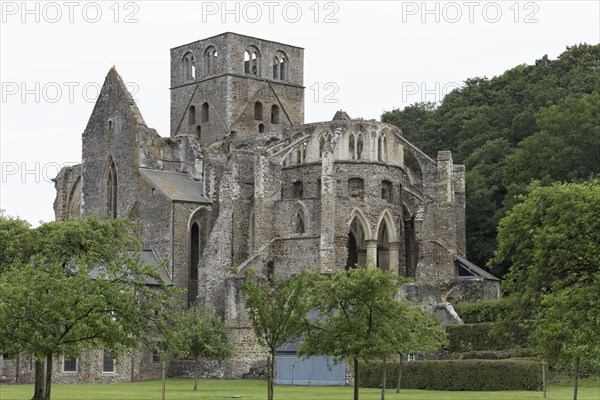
[[168, 305, 231, 391], [382, 44, 600, 271], [504, 91, 600, 186], [299, 268, 445, 400], [490, 180, 600, 399], [0, 217, 177, 400], [240, 270, 310, 400], [0, 213, 33, 275]]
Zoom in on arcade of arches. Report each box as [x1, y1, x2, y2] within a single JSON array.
[[346, 212, 417, 277]]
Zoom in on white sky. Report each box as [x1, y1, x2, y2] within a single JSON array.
[[1, 0, 599, 225]]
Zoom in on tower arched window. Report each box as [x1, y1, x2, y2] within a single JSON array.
[[271, 105, 280, 124], [244, 47, 260, 76], [204, 46, 218, 75], [182, 52, 194, 81], [381, 134, 387, 162], [254, 102, 263, 120], [201, 102, 209, 122], [272, 57, 279, 80], [188, 105, 196, 125], [106, 160, 117, 218], [273, 51, 288, 80]]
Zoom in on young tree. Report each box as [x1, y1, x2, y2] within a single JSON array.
[[240, 270, 309, 400], [169, 305, 232, 391], [299, 268, 443, 400], [531, 275, 600, 400], [0, 218, 178, 400], [390, 306, 447, 395]]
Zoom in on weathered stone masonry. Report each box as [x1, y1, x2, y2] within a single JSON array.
[[3, 32, 499, 385]]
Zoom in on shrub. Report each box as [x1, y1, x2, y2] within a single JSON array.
[[454, 299, 509, 323], [446, 322, 530, 353], [359, 359, 543, 391]]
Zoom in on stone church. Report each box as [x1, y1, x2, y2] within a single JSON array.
[[2, 32, 499, 384]]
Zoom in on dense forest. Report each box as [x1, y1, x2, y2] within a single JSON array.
[[382, 44, 600, 277]]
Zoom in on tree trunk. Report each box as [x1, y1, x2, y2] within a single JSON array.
[[269, 351, 276, 400], [395, 357, 403, 394], [353, 357, 359, 400], [380, 358, 386, 400], [161, 359, 166, 400], [44, 355, 52, 400], [266, 354, 272, 400], [193, 357, 199, 391], [573, 359, 579, 400], [32, 359, 45, 400]]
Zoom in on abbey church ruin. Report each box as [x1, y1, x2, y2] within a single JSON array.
[[4, 32, 499, 384]]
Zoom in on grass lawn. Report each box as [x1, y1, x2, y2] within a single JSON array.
[[1, 378, 599, 400]]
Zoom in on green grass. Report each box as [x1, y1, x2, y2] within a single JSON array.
[[0, 378, 599, 400]]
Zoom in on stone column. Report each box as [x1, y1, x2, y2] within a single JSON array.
[[388, 241, 400, 275], [366, 240, 378, 268], [319, 149, 336, 273]]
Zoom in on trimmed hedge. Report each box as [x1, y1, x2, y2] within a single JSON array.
[[446, 322, 530, 352], [454, 299, 509, 323], [359, 359, 543, 391]]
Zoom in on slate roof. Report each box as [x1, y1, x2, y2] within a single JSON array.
[[140, 249, 173, 286], [139, 168, 210, 204]]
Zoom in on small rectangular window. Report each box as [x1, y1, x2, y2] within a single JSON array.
[[63, 357, 77, 372]]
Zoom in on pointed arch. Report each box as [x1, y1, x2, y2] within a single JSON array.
[[348, 133, 356, 159], [319, 131, 332, 157], [348, 208, 373, 240], [346, 208, 372, 269], [403, 204, 418, 278], [376, 210, 396, 270], [188, 206, 211, 307], [376, 210, 398, 242], [291, 202, 308, 235], [105, 157, 117, 219]]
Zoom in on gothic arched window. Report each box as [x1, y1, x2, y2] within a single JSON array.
[[106, 160, 117, 218]]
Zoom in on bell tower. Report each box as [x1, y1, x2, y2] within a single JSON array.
[[170, 32, 305, 145]]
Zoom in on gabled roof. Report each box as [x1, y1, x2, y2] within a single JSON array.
[[139, 168, 210, 204], [454, 254, 499, 281]]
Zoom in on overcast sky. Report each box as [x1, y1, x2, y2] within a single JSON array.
[[1, 0, 599, 225]]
